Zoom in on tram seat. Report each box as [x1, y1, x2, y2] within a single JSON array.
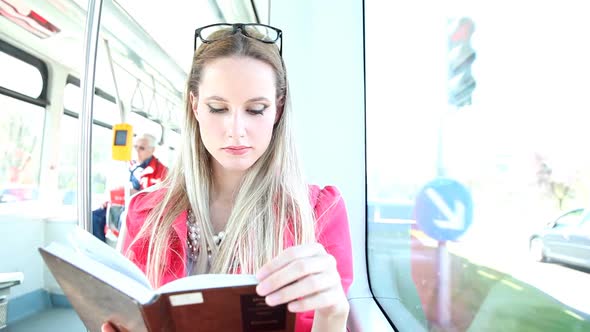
[[0, 272, 24, 329], [105, 187, 125, 249]]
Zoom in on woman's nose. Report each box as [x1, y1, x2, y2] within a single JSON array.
[[227, 111, 246, 138]]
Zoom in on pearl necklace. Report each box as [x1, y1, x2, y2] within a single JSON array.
[[186, 209, 226, 261]]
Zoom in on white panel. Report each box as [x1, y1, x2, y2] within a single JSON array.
[[43, 218, 79, 294], [269, 0, 370, 301], [0, 215, 45, 298]]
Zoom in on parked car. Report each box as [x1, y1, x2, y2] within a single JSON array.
[[529, 208, 590, 269]]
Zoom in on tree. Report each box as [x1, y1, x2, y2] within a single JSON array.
[[534, 153, 575, 210]]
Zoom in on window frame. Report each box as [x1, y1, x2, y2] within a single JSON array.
[[0, 39, 49, 107], [0, 38, 49, 191]]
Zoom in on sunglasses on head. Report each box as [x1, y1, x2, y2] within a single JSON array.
[[194, 23, 283, 56]]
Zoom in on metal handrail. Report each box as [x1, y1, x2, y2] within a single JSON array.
[[77, 0, 104, 232]]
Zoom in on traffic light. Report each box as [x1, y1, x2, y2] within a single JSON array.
[[447, 17, 476, 108]]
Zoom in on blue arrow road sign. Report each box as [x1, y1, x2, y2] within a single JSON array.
[[414, 178, 473, 241]]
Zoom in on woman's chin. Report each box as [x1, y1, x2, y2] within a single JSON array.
[[218, 160, 255, 173]]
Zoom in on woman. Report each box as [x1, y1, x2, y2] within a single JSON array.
[[103, 23, 353, 332]]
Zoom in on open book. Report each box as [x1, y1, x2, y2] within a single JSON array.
[[39, 227, 295, 332]]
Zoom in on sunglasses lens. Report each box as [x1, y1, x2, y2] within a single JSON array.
[[198, 24, 233, 42], [243, 25, 279, 42]]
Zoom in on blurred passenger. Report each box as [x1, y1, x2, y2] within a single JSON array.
[[91, 133, 168, 242], [128, 133, 168, 195]]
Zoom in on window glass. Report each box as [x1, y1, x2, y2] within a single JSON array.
[[63, 83, 80, 113], [0, 51, 43, 98], [366, 2, 590, 331], [555, 210, 583, 227], [58, 115, 79, 206], [128, 112, 162, 142], [0, 94, 44, 203], [580, 209, 590, 223], [63, 83, 120, 125], [64, 82, 164, 141], [158, 129, 180, 169], [91, 123, 113, 206], [58, 115, 116, 209]]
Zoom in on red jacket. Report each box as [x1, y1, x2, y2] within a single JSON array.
[[121, 185, 353, 332], [137, 156, 168, 190]]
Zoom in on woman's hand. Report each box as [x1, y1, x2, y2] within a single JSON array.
[[255, 243, 349, 318], [101, 322, 128, 332]]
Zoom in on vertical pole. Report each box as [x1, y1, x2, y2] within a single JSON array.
[[436, 108, 451, 327], [437, 12, 455, 323], [78, 0, 104, 232], [437, 240, 451, 326]]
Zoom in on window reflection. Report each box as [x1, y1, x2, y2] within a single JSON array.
[[0, 95, 44, 203], [366, 2, 590, 331]]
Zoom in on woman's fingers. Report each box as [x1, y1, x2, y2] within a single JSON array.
[[287, 287, 345, 313], [256, 254, 330, 297], [264, 269, 339, 307], [101, 322, 117, 332], [101, 322, 129, 332], [256, 243, 325, 281], [256, 243, 348, 316]]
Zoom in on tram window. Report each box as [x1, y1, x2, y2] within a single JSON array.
[[366, 2, 590, 331], [63, 83, 79, 111], [128, 112, 163, 143], [91, 124, 112, 204], [62, 82, 116, 207], [159, 129, 180, 168], [0, 95, 45, 203], [64, 83, 119, 125], [64, 81, 163, 143], [58, 114, 114, 208], [0, 51, 43, 99], [58, 115, 78, 206]]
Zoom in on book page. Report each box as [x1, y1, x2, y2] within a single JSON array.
[[69, 227, 152, 289], [158, 274, 258, 294], [41, 243, 157, 305]]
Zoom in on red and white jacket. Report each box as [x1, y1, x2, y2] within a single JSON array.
[[132, 156, 168, 190]]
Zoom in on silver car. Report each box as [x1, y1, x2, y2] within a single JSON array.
[[530, 208, 590, 269]]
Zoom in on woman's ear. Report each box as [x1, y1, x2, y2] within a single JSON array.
[[189, 91, 199, 119]]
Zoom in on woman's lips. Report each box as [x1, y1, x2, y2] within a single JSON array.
[[223, 146, 251, 155]]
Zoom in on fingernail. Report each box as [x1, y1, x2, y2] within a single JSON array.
[[256, 283, 268, 296]]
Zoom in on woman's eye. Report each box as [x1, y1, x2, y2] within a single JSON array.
[[248, 105, 268, 115], [207, 105, 226, 113]]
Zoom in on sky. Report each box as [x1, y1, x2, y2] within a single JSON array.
[[364, 0, 590, 195]]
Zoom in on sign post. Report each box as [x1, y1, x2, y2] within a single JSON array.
[[415, 178, 473, 327]]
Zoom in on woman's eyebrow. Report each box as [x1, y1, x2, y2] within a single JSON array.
[[245, 97, 270, 103], [204, 95, 228, 102], [204, 96, 271, 103]]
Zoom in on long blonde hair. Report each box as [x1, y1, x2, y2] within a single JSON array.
[[130, 29, 316, 287]]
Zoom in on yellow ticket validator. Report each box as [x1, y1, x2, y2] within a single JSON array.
[[112, 123, 133, 161]]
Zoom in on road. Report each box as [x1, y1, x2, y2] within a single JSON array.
[[368, 225, 590, 331]]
